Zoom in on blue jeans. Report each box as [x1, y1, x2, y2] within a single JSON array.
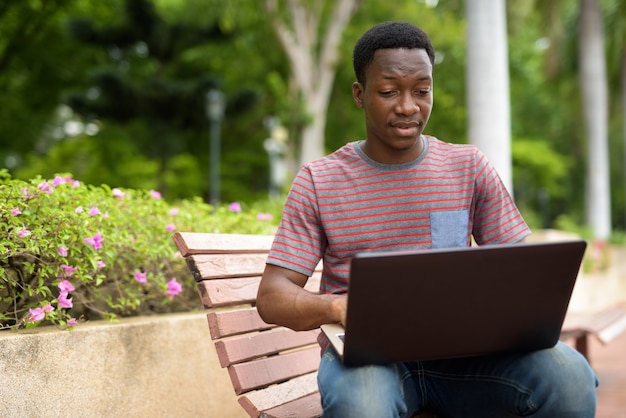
[[318, 342, 598, 417]]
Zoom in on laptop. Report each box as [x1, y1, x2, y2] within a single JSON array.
[[321, 239, 587, 367]]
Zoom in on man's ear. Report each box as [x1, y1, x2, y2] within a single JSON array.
[[352, 82, 364, 109]]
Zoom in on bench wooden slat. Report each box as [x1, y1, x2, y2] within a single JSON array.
[[173, 232, 274, 257], [560, 305, 626, 361], [191, 253, 269, 279], [197, 274, 322, 309], [237, 372, 320, 415], [563, 306, 626, 342], [597, 313, 626, 343], [215, 328, 320, 367], [207, 308, 274, 339], [229, 346, 321, 394], [253, 392, 322, 418], [197, 276, 261, 308]]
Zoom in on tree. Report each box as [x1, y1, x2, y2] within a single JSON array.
[[465, 0, 513, 193], [603, 0, 626, 229], [579, 0, 611, 239], [0, 0, 105, 170], [65, 0, 237, 196], [263, 0, 361, 167]]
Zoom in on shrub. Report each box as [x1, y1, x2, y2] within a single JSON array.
[[0, 170, 279, 330]]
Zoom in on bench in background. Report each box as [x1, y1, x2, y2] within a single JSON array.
[[173, 232, 626, 417], [561, 305, 626, 362]]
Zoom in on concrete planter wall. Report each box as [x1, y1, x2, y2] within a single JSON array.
[[528, 230, 626, 313], [570, 246, 626, 313], [0, 312, 246, 418]]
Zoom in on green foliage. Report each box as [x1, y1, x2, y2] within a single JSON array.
[[2, 0, 625, 234], [512, 138, 570, 197], [0, 170, 279, 331]]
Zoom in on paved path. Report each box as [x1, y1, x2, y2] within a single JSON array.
[[589, 330, 626, 417]]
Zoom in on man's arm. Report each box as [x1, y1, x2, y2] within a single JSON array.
[[256, 263, 346, 331]]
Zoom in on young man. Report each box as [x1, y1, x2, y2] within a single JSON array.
[[257, 21, 597, 417]]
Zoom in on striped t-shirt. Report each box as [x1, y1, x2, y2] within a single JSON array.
[[267, 135, 530, 295]]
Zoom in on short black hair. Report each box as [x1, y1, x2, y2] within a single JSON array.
[[353, 21, 435, 85]]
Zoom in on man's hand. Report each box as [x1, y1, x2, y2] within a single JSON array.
[[330, 294, 348, 326]]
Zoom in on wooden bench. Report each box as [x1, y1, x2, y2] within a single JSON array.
[[173, 232, 324, 418], [172, 232, 626, 417], [561, 304, 626, 363]]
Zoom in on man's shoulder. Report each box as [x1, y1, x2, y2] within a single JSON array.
[[305, 142, 360, 170], [425, 135, 479, 156]]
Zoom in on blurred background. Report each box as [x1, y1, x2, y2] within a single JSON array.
[[1, 0, 625, 241]]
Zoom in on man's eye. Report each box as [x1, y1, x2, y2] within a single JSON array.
[[380, 91, 394, 96]]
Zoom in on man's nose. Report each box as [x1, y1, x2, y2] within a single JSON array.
[[395, 92, 419, 115]]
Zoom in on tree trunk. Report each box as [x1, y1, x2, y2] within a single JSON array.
[[465, 0, 513, 194], [264, 0, 359, 168], [622, 47, 626, 229], [579, 0, 611, 239]]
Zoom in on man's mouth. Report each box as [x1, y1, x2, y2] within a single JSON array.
[[392, 121, 421, 129]]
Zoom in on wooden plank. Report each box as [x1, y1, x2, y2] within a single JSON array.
[[215, 328, 320, 367], [191, 254, 324, 281], [229, 346, 321, 395], [597, 312, 626, 344], [197, 276, 321, 309], [256, 392, 322, 418], [173, 232, 274, 257], [207, 308, 274, 339], [562, 306, 626, 339], [238, 372, 319, 413], [197, 276, 261, 308], [192, 253, 269, 279]]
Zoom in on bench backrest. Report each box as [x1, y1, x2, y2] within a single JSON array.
[[172, 232, 323, 418]]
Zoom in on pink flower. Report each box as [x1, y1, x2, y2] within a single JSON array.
[[257, 213, 273, 221], [97, 260, 106, 269], [71, 180, 80, 188], [75, 206, 84, 213], [58, 279, 75, 292], [38, 181, 52, 193], [21, 187, 33, 198], [29, 304, 54, 322], [52, 176, 65, 187], [149, 190, 162, 199], [169, 208, 179, 216], [58, 292, 73, 309], [58, 246, 68, 257], [166, 278, 182, 299], [17, 227, 31, 238], [29, 307, 45, 321], [60, 264, 78, 277], [165, 223, 176, 232], [229, 202, 242, 212], [88, 206, 101, 216], [103, 211, 109, 219], [10, 208, 21, 216], [67, 318, 78, 326], [83, 232, 104, 250], [134, 271, 147, 283], [112, 188, 125, 198]]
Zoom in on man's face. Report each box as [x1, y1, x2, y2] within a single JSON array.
[[353, 48, 433, 163]]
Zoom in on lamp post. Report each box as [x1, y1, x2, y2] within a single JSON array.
[[205, 89, 225, 209], [263, 116, 288, 198]]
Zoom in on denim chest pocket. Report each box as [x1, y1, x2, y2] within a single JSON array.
[[430, 210, 469, 249]]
